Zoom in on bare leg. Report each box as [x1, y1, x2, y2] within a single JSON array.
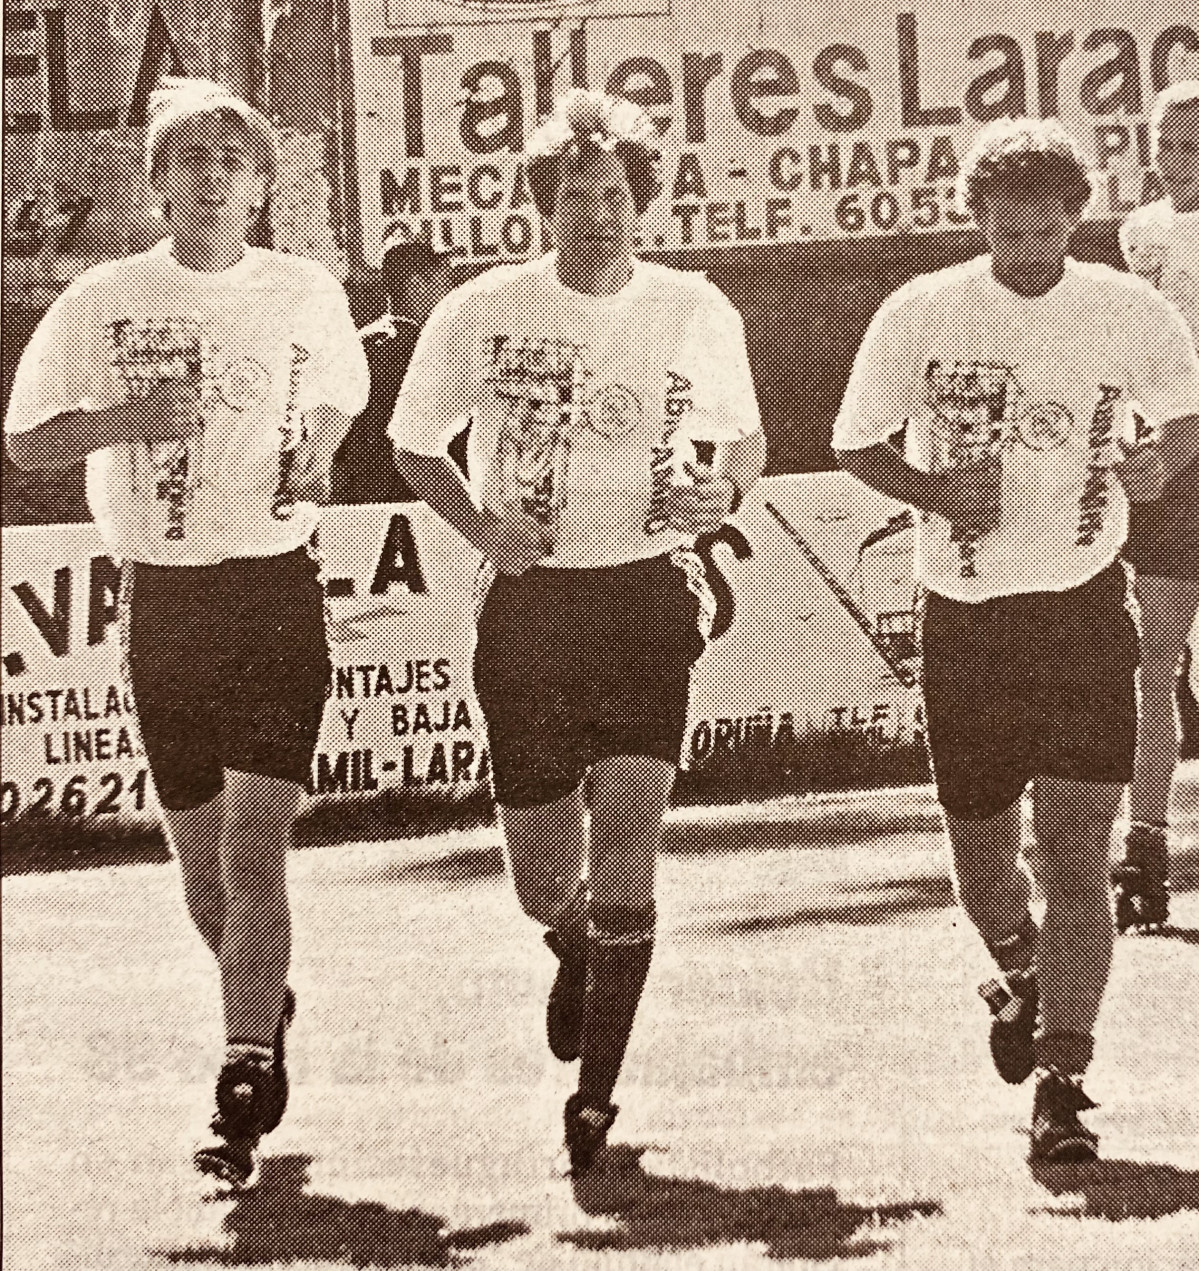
[[218, 770, 299, 1043], [164, 793, 226, 957], [1032, 777, 1123, 1072], [498, 785, 587, 926], [943, 800, 1032, 947], [1130, 576, 1199, 827]]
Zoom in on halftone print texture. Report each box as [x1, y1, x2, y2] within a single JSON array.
[[5, 22, 1199, 1271]]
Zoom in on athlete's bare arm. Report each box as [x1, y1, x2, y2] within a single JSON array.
[[395, 449, 550, 574], [6, 381, 201, 471], [835, 441, 1001, 524]]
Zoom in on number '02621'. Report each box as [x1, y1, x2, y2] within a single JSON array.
[[0, 771, 148, 821]]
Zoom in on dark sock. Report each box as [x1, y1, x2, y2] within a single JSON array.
[[1035, 1029, 1094, 1076], [578, 902, 655, 1110]]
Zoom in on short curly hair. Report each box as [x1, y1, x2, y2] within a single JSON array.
[[959, 118, 1094, 220], [525, 89, 663, 218]]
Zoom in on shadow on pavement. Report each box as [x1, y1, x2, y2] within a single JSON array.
[[155, 1154, 529, 1267], [687, 874, 955, 936], [559, 1145, 941, 1260], [1031, 1159, 1199, 1220], [375, 845, 506, 886]]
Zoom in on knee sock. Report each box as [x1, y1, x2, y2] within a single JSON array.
[[578, 903, 655, 1111]]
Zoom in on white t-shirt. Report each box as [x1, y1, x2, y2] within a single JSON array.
[[1120, 200, 1199, 343], [5, 241, 369, 564], [833, 256, 1199, 602], [388, 252, 762, 568]]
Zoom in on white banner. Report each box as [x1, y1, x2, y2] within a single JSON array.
[[0, 475, 930, 825], [345, 0, 1199, 264]]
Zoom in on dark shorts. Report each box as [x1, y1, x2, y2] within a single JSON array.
[[473, 553, 706, 808], [1124, 460, 1199, 580], [920, 562, 1139, 820], [125, 548, 330, 810]]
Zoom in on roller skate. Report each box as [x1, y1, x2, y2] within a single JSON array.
[[564, 1093, 618, 1177], [977, 913, 1039, 1085], [1113, 822, 1169, 933], [545, 885, 588, 1063], [194, 1047, 281, 1190], [1028, 1067, 1099, 1164]]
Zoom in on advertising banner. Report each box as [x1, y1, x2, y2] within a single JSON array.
[[0, 476, 926, 826], [346, 0, 1199, 263]]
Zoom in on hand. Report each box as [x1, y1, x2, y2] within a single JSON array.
[[1114, 438, 1166, 503], [283, 439, 333, 506], [479, 506, 552, 575], [930, 454, 1002, 532], [116, 380, 203, 446], [666, 463, 737, 534]]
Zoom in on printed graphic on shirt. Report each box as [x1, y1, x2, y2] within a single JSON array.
[[487, 336, 588, 529], [482, 334, 698, 547], [646, 370, 695, 536], [922, 359, 1020, 579], [106, 317, 208, 542], [1077, 384, 1122, 548], [107, 318, 317, 537], [920, 357, 1124, 577], [271, 342, 312, 522]]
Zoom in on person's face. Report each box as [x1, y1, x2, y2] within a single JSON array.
[[1156, 103, 1199, 213], [546, 148, 639, 273], [152, 112, 269, 247], [976, 190, 1082, 297]]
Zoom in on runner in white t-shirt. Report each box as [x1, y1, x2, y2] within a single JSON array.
[[1114, 80, 1199, 931], [833, 118, 1199, 1165], [5, 79, 369, 1189], [389, 89, 766, 1184]]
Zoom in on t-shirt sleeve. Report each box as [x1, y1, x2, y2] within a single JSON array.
[[387, 294, 472, 457], [833, 289, 920, 451], [4, 280, 112, 435], [678, 293, 762, 442], [834, 291, 920, 449], [296, 268, 371, 417], [1125, 285, 1199, 422]]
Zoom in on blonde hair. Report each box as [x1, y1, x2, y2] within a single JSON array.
[[526, 89, 663, 217], [146, 77, 278, 186]]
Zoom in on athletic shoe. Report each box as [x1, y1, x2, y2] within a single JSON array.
[[193, 1134, 261, 1190], [194, 1051, 277, 1188], [978, 914, 1039, 1085], [1029, 1068, 1099, 1164], [545, 888, 588, 1063], [260, 987, 296, 1134], [564, 1093, 618, 1178], [979, 967, 1039, 1085], [1113, 822, 1170, 933]]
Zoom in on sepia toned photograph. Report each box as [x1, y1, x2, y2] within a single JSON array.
[[2, 1, 1197, 1267]]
